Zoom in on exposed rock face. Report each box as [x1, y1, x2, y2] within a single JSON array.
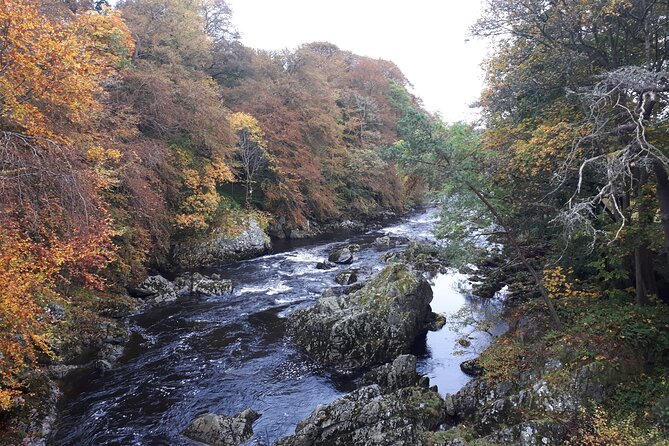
[[183, 409, 260, 446], [269, 219, 368, 239], [328, 247, 354, 264], [443, 360, 623, 445], [135, 275, 178, 303], [289, 264, 433, 372], [335, 269, 358, 285], [362, 354, 419, 391], [277, 355, 444, 446], [173, 217, 270, 268]]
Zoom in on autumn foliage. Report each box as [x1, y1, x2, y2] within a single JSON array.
[[0, 0, 425, 415]]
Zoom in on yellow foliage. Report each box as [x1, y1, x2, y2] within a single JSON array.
[[566, 406, 668, 446], [230, 112, 267, 146], [0, 0, 133, 140], [0, 222, 112, 410], [175, 157, 235, 231], [543, 266, 598, 300]]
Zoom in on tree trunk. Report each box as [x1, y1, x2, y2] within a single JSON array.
[[635, 245, 657, 305], [653, 161, 669, 264]]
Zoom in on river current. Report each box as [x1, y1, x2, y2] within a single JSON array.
[[50, 208, 502, 445]]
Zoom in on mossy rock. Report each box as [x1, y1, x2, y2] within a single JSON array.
[[289, 264, 432, 372]]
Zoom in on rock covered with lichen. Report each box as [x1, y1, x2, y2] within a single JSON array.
[[182, 409, 260, 446], [288, 264, 434, 372], [276, 355, 445, 446], [172, 216, 270, 267]]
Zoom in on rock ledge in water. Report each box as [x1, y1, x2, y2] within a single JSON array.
[[183, 409, 260, 446], [134, 272, 233, 303], [277, 354, 444, 446]]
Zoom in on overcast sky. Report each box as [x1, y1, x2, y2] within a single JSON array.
[[225, 0, 489, 123]]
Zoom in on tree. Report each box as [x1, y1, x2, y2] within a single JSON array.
[[476, 0, 669, 305], [387, 111, 564, 327], [230, 112, 271, 205]]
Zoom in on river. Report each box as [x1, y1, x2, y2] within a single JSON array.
[[50, 208, 503, 445]]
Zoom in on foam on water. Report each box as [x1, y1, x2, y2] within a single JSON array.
[[266, 282, 292, 295]]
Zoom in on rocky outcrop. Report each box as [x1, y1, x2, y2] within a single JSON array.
[[288, 264, 433, 372], [276, 355, 444, 446], [182, 409, 260, 446], [135, 275, 178, 303], [172, 217, 270, 268], [269, 218, 369, 239], [384, 241, 449, 274], [173, 272, 233, 296], [134, 273, 233, 304], [361, 354, 420, 391], [439, 360, 625, 445]]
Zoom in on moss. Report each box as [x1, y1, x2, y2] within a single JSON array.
[[420, 425, 499, 446], [399, 387, 444, 421]]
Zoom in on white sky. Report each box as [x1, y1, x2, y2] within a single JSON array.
[[226, 0, 489, 123]]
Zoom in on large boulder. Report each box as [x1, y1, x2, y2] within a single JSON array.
[[173, 217, 270, 268], [183, 409, 260, 446], [277, 355, 444, 446], [328, 247, 354, 264], [289, 264, 433, 372]]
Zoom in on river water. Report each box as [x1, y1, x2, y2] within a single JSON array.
[[50, 208, 503, 445]]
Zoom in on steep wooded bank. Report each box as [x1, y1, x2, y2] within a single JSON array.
[[382, 0, 669, 443], [0, 0, 431, 436]]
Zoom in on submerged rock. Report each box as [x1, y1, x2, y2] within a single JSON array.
[[328, 247, 354, 264], [334, 269, 358, 285], [316, 260, 336, 270], [277, 355, 444, 446], [289, 264, 433, 372], [183, 409, 260, 446]]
